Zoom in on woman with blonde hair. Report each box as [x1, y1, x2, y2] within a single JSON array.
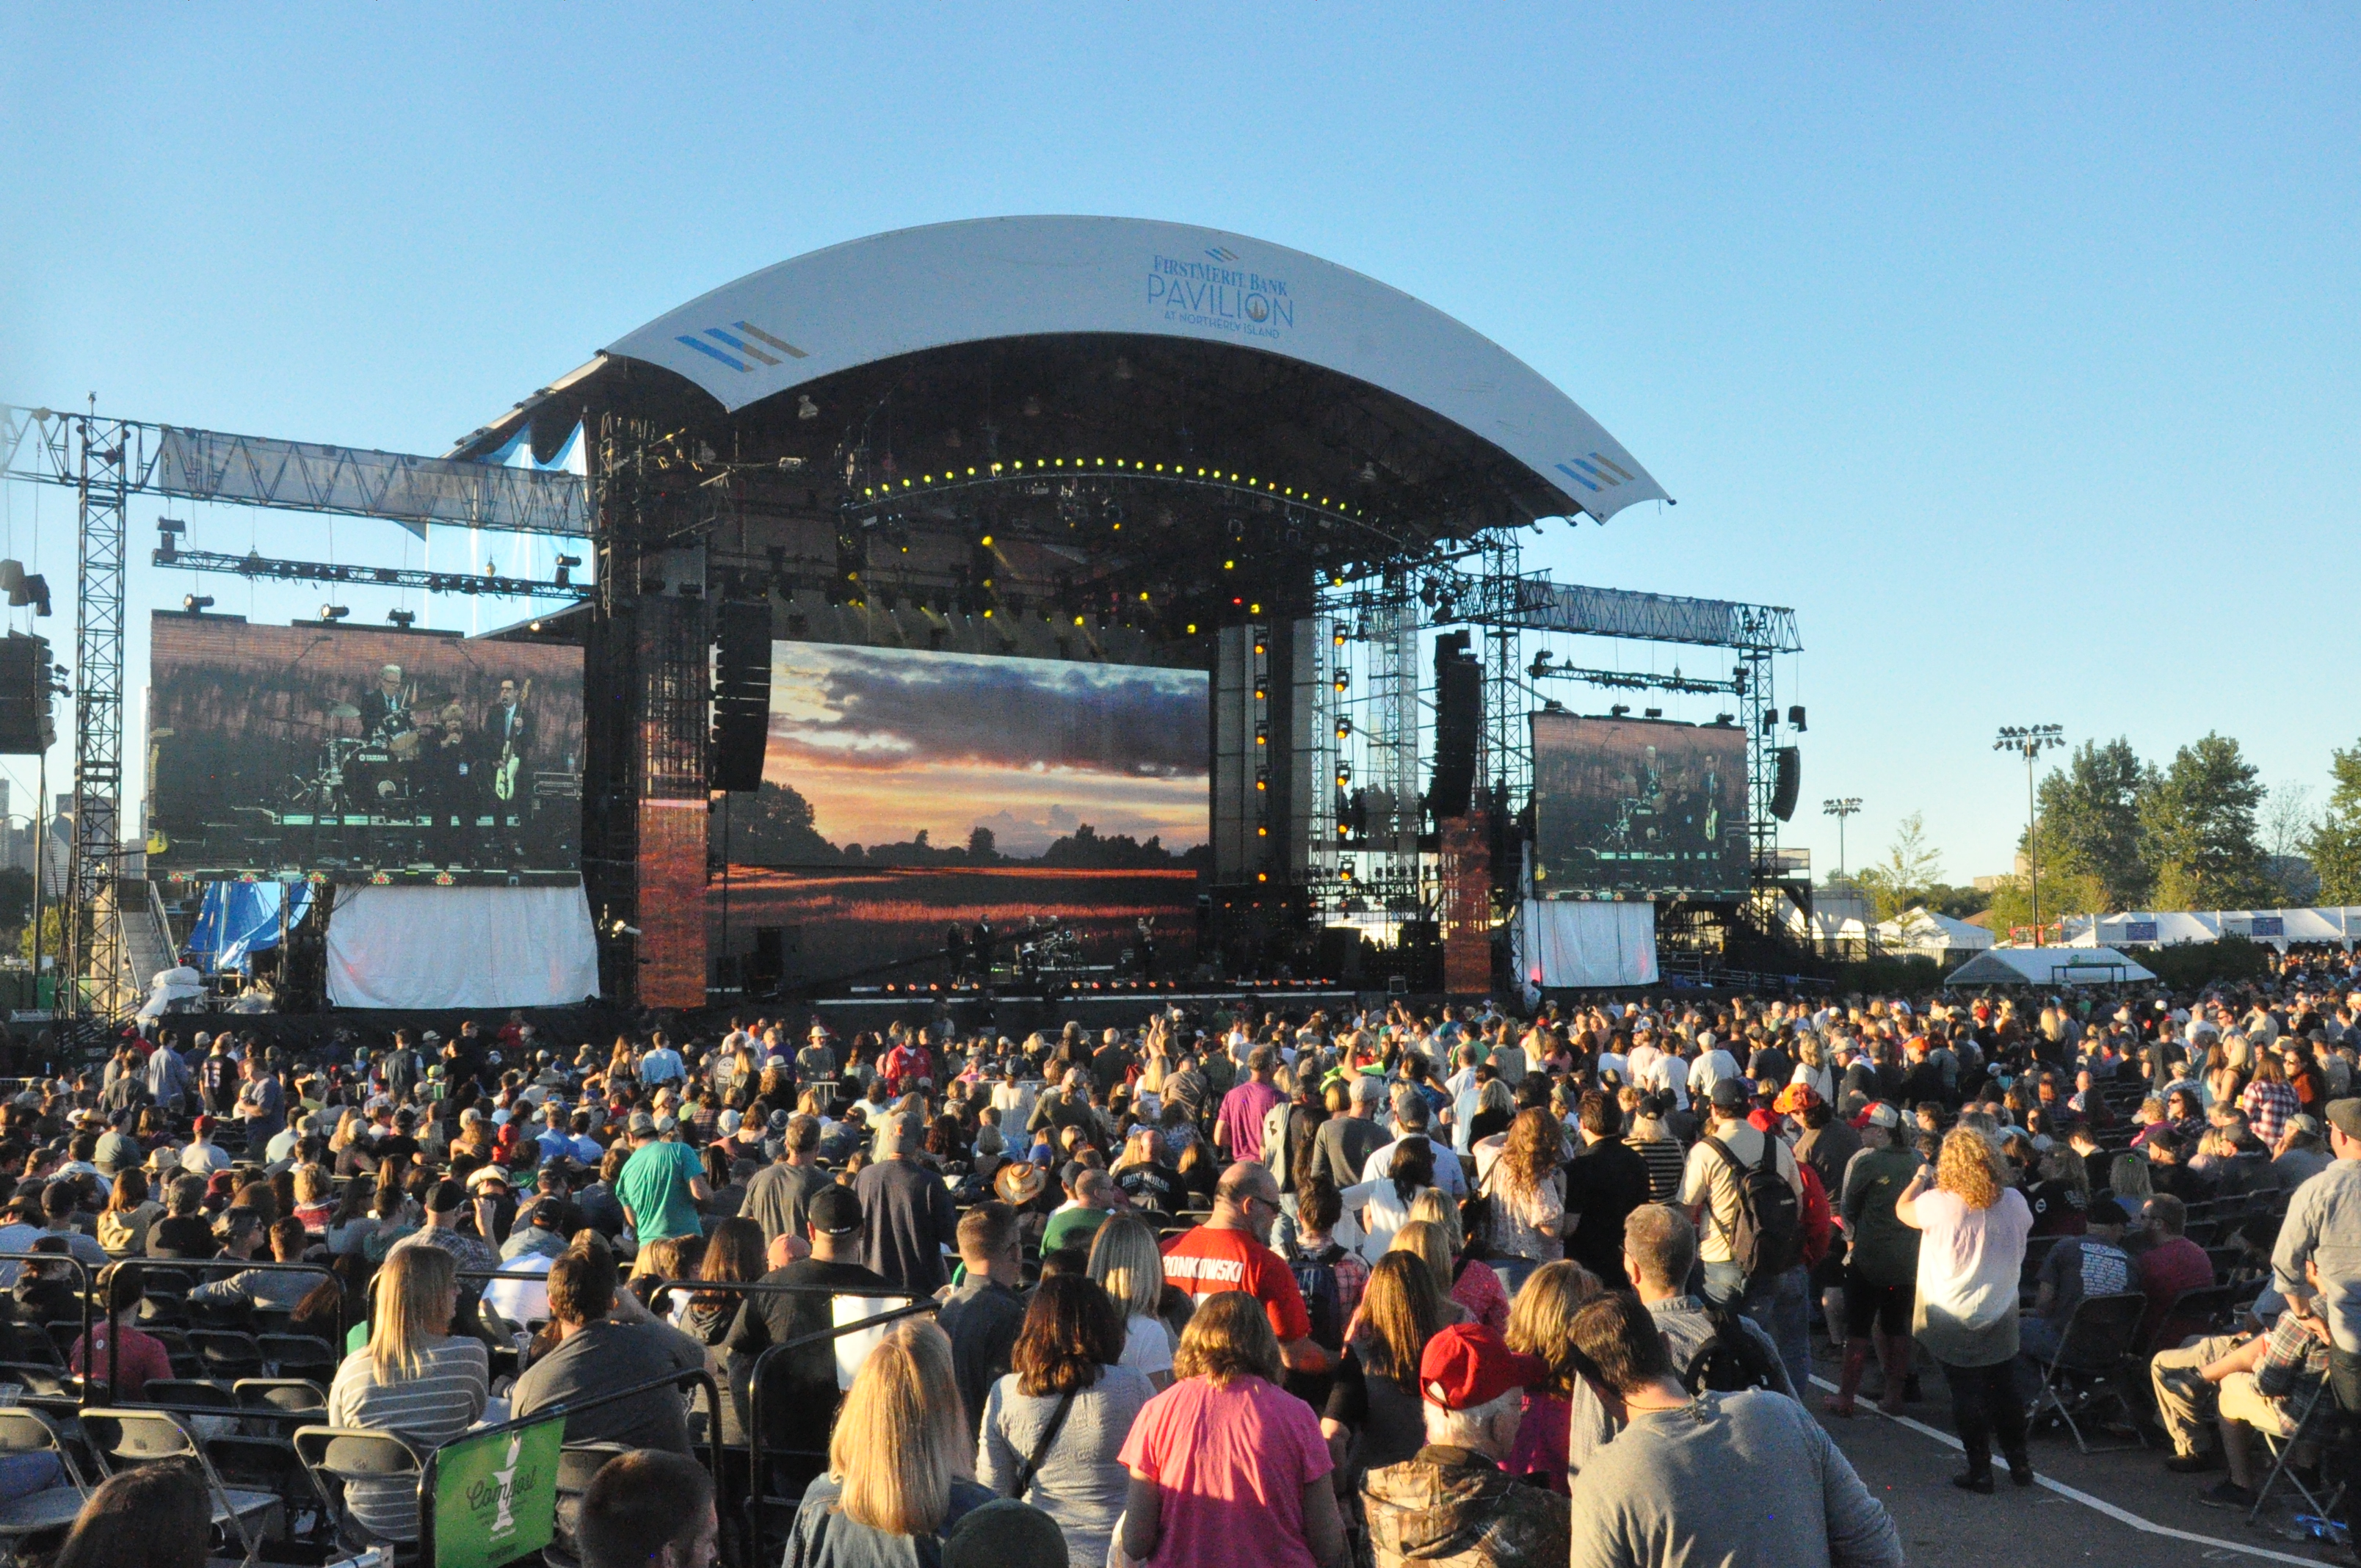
[[1792, 1033, 1837, 1105], [784, 1320, 992, 1566], [1119, 1292, 1343, 1568], [326, 1244, 488, 1542], [1087, 1213, 1175, 1388], [1896, 1127, 2033, 1494], [1404, 1189, 1510, 1332], [1321, 1248, 1451, 1490], [1501, 1260, 1600, 1495], [95, 1168, 162, 1257]]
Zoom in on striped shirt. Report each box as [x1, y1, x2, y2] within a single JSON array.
[[326, 1337, 489, 1542]]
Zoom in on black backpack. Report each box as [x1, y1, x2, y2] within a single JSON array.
[[1702, 1133, 1804, 1282], [1290, 1241, 1348, 1350], [1683, 1304, 1782, 1395]]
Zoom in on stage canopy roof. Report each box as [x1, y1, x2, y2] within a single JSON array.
[[454, 217, 1667, 541]]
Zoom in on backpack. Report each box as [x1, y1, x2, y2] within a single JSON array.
[[1702, 1133, 1803, 1282], [1682, 1305, 1782, 1395], [1289, 1241, 1348, 1350]]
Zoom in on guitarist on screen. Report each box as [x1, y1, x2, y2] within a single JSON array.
[[487, 677, 532, 804]]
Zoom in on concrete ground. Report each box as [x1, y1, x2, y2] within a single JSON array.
[[1799, 1340, 2351, 1567]]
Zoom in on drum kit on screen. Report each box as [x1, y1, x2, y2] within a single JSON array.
[[286, 701, 424, 818]]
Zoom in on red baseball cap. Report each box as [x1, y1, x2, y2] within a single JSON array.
[[192, 1115, 216, 1134], [1419, 1323, 1545, 1411]]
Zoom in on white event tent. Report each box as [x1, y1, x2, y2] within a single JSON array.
[[1943, 945, 2156, 988]]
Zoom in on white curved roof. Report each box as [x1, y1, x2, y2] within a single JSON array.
[[605, 216, 1667, 521]]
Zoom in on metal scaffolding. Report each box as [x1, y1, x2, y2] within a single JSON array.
[[66, 414, 129, 1015]]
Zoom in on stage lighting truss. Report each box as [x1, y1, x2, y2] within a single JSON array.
[[838, 455, 1429, 570], [153, 546, 576, 600]]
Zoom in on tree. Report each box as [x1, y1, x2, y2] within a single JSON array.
[[2308, 741, 2361, 904], [713, 781, 839, 865], [1852, 812, 1944, 922], [2027, 738, 2153, 911], [2262, 783, 2320, 903], [965, 825, 998, 863], [2140, 733, 2273, 910]]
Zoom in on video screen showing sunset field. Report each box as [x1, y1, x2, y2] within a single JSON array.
[[709, 642, 1208, 987]]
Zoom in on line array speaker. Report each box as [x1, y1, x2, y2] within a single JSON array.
[[0, 634, 54, 756], [1771, 745, 1802, 821], [1427, 632, 1481, 819], [710, 601, 771, 792]]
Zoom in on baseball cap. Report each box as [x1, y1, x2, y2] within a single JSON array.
[[627, 1111, 657, 1138], [192, 1115, 217, 1135], [941, 1500, 1066, 1568], [1419, 1323, 1545, 1411], [1863, 1102, 1901, 1129], [424, 1180, 465, 1213], [808, 1184, 862, 1237], [2086, 1197, 2131, 1226], [467, 1166, 513, 1193], [1708, 1078, 1750, 1113], [1773, 1083, 1821, 1116], [2326, 1100, 2361, 1141], [2289, 1113, 2323, 1139]]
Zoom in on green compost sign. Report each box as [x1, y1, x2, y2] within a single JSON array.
[[432, 1414, 565, 1568]]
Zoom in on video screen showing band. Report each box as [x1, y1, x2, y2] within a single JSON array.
[[147, 614, 584, 886], [714, 642, 1208, 987], [1530, 711, 1748, 898]]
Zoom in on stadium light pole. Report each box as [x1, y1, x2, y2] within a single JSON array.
[[1821, 798, 1861, 881], [1994, 725, 2066, 945]]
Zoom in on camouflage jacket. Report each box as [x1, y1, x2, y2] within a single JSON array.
[[1363, 1445, 1571, 1568]]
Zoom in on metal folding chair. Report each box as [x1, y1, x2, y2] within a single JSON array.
[[294, 1425, 427, 1560], [2249, 1377, 2347, 1527], [2025, 1290, 2150, 1453], [79, 1406, 279, 1559], [0, 1407, 92, 1547]]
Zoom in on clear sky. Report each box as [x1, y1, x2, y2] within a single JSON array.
[[3, 4, 2355, 883]]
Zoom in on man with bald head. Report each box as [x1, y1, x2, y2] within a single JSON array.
[[1161, 1161, 1328, 1373]]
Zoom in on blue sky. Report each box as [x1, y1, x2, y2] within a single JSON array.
[[3, 4, 2355, 882]]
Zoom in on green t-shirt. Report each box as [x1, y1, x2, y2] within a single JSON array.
[[616, 1139, 707, 1244], [1040, 1205, 1110, 1258]]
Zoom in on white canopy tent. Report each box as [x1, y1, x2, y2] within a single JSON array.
[[2061, 907, 2361, 952], [1943, 945, 2156, 988], [1876, 907, 1996, 957]]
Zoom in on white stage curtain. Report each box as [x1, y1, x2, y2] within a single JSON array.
[[1516, 900, 1658, 990], [325, 884, 601, 1009]]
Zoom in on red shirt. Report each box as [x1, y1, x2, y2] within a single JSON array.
[[2137, 1235, 2216, 1349], [1161, 1224, 1312, 1345], [1116, 1376, 1333, 1568], [70, 1323, 173, 1398]]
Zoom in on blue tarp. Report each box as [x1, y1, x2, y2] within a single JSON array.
[[186, 882, 313, 974]]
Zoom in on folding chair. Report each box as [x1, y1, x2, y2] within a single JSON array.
[[2248, 1377, 2346, 1527], [137, 1378, 239, 1415], [2025, 1290, 2150, 1453], [2148, 1283, 2252, 1357], [0, 1407, 93, 1548], [189, 1328, 265, 1382], [294, 1426, 427, 1563], [258, 1332, 337, 1384], [79, 1407, 280, 1559], [544, 1442, 633, 1568]]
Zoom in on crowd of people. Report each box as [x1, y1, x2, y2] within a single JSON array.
[[16, 954, 2361, 1567]]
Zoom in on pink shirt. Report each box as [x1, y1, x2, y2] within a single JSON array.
[[1117, 1375, 1334, 1568], [1215, 1081, 1283, 1162]]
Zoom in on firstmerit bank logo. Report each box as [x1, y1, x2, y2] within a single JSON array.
[[1149, 254, 1294, 340], [675, 322, 809, 372]]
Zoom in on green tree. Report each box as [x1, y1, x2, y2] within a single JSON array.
[[1852, 812, 1944, 921], [965, 825, 998, 863], [2308, 741, 2361, 904], [2140, 733, 2273, 910], [2026, 738, 2153, 911]]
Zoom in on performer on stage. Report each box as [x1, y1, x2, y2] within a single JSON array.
[[486, 678, 532, 807], [365, 664, 415, 744]]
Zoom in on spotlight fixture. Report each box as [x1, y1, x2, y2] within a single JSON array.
[[1609, 703, 1631, 717], [1787, 705, 1807, 732], [181, 594, 214, 613], [797, 395, 820, 421], [319, 604, 350, 622], [388, 609, 416, 628], [554, 553, 581, 588], [1643, 707, 1662, 719]]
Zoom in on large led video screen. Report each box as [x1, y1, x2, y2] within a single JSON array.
[[713, 642, 1207, 986], [148, 614, 584, 886], [1531, 711, 1747, 899]]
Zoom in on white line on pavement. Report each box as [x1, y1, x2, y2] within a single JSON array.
[[1805, 1374, 2335, 1568]]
